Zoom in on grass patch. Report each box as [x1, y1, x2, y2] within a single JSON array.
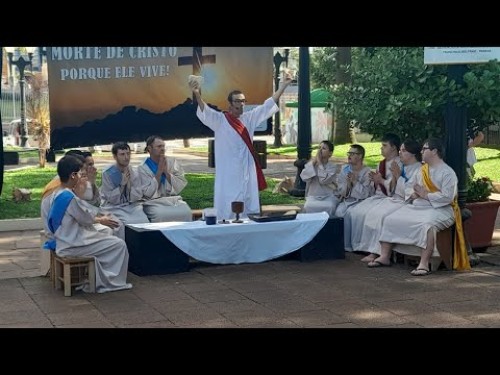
[[0, 168, 304, 220]]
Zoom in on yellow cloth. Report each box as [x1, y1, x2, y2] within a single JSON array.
[[421, 164, 470, 271], [41, 177, 61, 200]]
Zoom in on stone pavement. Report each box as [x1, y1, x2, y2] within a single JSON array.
[[2, 137, 500, 328]]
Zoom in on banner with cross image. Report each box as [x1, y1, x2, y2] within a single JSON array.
[[47, 47, 273, 149]]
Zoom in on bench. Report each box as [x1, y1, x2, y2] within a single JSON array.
[[393, 226, 454, 271], [191, 204, 303, 221]]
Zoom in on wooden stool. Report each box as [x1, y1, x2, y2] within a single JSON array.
[[53, 254, 96, 297]]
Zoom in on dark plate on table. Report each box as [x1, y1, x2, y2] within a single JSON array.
[[248, 211, 297, 223]]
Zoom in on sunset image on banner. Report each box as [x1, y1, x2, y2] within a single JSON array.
[[46, 47, 273, 149]]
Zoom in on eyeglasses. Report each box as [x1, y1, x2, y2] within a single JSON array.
[[232, 99, 247, 104], [347, 152, 360, 156]]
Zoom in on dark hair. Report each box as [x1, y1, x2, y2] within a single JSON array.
[[82, 151, 92, 158], [382, 132, 401, 151], [227, 90, 243, 103], [402, 139, 422, 162], [320, 140, 334, 152], [424, 137, 445, 159], [350, 144, 365, 159], [65, 149, 84, 157], [145, 135, 164, 149], [57, 155, 83, 183], [111, 142, 130, 155]]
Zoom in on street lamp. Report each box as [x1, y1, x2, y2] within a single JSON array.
[[5, 47, 35, 147], [273, 48, 289, 147]]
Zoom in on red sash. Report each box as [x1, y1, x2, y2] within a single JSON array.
[[376, 159, 388, 196], [224, 112, 267, 191]]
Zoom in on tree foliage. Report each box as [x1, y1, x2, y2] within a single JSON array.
[[310, 47, 500, 144]]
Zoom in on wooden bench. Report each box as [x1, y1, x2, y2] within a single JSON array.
[[191, 204, 303, 221], [393, 226, 454, 271]]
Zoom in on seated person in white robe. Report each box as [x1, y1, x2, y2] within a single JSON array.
[[41, 150, 124, 240], [354, 139, 422, 262], [368, 138, 469, 275], [334, 144, 373, 218], [345, 133, 402, 252], [138, 135, 192, 223], [300, 140, 340, 217], [45, 155, 132, 294], [100, 142, 157, 225], [81, 151, 101, 207]]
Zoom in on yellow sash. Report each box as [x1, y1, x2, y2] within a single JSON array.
[[421, 164, 470, 271], [42, 178, 61, 200]]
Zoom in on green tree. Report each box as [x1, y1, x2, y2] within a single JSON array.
[[322, 47, 500, 143]]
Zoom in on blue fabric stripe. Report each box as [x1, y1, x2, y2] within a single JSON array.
[[145, 157, 166, 185]]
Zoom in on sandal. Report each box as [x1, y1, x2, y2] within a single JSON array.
[[410, 268, 431, 276]]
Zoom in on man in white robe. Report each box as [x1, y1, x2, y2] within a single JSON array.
[[191, 72, 293, 221], [138, 135, 192, 222], [345, 133, 402, 253], [46, 155, 132, 293], [368, 138, 469, 275], [41, 150, 124, 240], [353, 139, 422, 261], [100, 142, 156, 225], [300, 140, 340, 217]]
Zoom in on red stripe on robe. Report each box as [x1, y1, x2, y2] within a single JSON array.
[[224, 112, 267, 191]]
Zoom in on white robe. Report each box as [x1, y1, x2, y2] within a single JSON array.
[[42, 187, 124, 240], [345, 157, 402, 251], [197, 97, 279, 220], [334, 165, 373, 218], [138, 158, 192, 222], [300, 160, 340, 217], [48, 188, 132, 294], [378, 162, 457, 250], [100, 164, 156, 224], [352, 161, 421, 254]]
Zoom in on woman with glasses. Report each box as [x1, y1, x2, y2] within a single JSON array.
[[355, 139, 422, 262], [191, 72, 293, 221], [300, 140, 340, 217]]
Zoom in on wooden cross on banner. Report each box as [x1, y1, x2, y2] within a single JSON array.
[[178, 47, 216, 102]]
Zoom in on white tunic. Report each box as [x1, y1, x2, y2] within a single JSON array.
[[352, 161, 421, 254], [48, 188, 132, 294], [334, 165, 373, 218], [300, 160, 340, 217], [138, 158, 192, 223], [197, 97, 279, 220], [345, 157, 402, 251], [378, 162, 457, 250], [100, 165, 156, 224]]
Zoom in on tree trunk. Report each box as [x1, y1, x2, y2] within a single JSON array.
[[183, 138, 191, 148], [39, 148, 47, 168], [333, 47, 352, 144]]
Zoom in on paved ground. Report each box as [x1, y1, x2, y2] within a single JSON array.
[[1, 136, 500, 328]]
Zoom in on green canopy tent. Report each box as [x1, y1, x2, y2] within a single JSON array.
[[283, 89, 333, 144]]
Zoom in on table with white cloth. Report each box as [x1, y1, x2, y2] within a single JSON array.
[[125, 212, 344, 276]]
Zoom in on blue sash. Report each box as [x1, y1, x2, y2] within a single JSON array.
[[401, 165, 408, 182], [106, 165, 122, 188], [44, 190, 74, 250], [145, 157, 166, 185], [343, 164, 352, 174]]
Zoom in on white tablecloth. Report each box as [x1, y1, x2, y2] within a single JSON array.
[[127, 212, 329, 264]]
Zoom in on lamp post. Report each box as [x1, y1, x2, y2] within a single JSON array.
[[273, 48, 289, 147], [5, 47, 35, 147]]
